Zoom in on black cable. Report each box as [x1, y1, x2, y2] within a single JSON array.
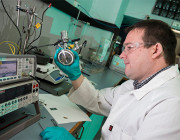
[[25, 38, 63, 54], [30, 26, 36, 37], [25, 46, 37, 54], [25, 43, 55, 54], [29, 75, 40, 86], [22, 12, 28, 33], [1, 0, 22, 55], [79, 40, 87, 54], [35, 15, 42, 20], [27, 6, 49, 49], [33, 27, 37, 41]]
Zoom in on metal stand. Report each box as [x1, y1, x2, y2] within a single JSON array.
[[23, 7, 36, 54], [0, 101, 41, 140]]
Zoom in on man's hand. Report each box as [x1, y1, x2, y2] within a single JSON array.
[[54, 48, 81, 81], [40, 127, 76, 140]]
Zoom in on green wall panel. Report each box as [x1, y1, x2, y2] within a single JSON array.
[[45, 6, 72, 35]]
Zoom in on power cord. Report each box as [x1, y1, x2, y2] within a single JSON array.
[[27, 4, 51, 49], [1, 0, 22, 55], [29, 75, 40, 86], [25, 43, 56, 54]]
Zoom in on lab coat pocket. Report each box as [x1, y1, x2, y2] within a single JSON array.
[[121, 131, 132, 140], [108, 124, 132, 140]]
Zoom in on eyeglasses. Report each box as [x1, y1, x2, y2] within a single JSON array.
[[121, 42, 155, 55]]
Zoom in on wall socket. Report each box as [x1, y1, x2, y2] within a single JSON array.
[[172, 21, 180, 30], [74, 1, 79, 8]]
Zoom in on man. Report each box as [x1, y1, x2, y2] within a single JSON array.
[[40, 19, 180, 140]]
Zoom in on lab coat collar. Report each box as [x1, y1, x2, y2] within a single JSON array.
[[131, 65, 180, 100]]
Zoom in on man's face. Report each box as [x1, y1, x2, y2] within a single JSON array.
[[120, 29, 153, 82]]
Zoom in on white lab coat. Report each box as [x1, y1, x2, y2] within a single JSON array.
[[68, 65, 180, 140]]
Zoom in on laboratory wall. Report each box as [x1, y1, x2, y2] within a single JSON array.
[[67, 0, 129, 28], [0, 0, 57, 55], [44, 6, 114, 62], [66, 0, 93, 13], [1, 0, 180, 61], [0, 0, 114, 61]]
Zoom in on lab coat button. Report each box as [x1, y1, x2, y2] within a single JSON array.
[[109, 125, 113, 131]]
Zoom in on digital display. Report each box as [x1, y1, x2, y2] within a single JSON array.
[[0, 83, 32, 103], [0, 61, 17, 78]]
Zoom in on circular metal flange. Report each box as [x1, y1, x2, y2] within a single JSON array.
[[57, 49, 74, 65]]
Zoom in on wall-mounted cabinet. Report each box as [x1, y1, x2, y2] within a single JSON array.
[[66, 0, 93, 13], [41, 0, 129, 32], [89, 0, 129, 28]]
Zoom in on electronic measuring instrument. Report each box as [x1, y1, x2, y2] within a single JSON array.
[[0, 80, 39, 117], [0, 54, 40, 140], [0, 54, 36, 86], [36, 63, 65, 84]]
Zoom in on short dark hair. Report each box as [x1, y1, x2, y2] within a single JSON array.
[[126, 19, 177, 65]]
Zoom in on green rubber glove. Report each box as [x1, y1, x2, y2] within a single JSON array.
[[54, 47, 81, 81], [40, 127, 76, 140]]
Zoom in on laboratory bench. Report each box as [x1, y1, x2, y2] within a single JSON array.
[[1, 66, 125, 140]]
